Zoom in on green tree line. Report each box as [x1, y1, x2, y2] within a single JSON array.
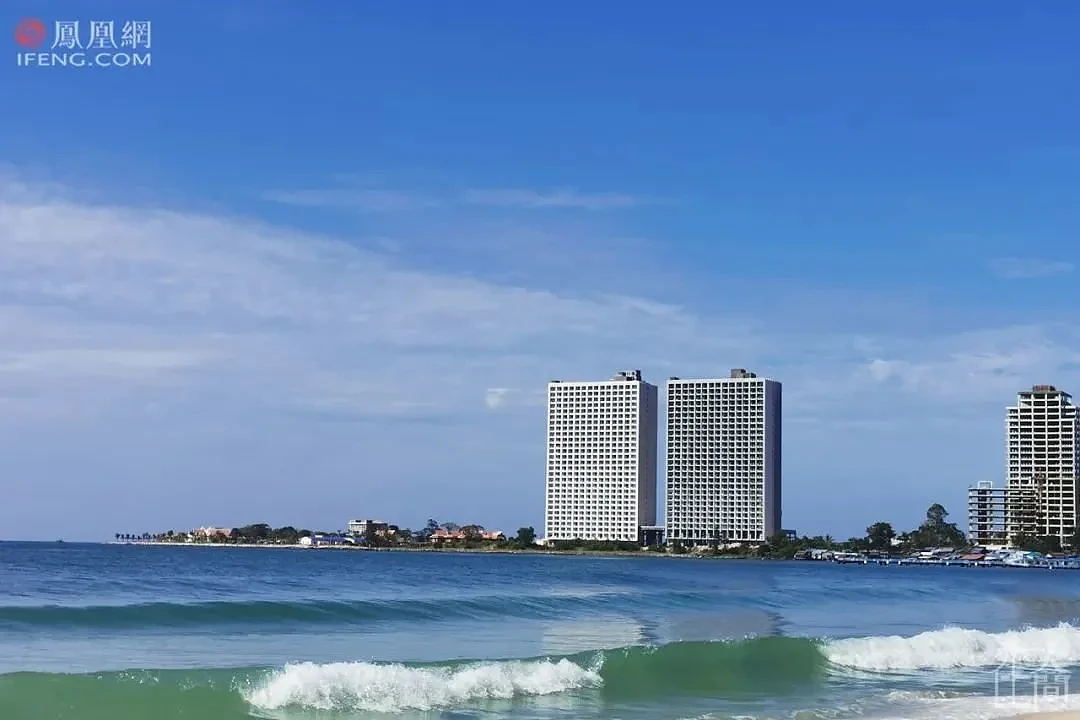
[[762, 503, 1079, 559]]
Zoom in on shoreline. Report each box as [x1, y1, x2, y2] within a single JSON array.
[[102, 543, 1080, 569], [106, 541, 736, 559]]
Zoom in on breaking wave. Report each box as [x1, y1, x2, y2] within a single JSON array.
[[826, 622, 1080, 671], [6, 626, 1080, 717]]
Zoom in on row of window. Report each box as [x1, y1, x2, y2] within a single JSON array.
[[669, 388, 765, 394], [669, 405, 764, 411], [548, 440, 639, 445], [670, 490, 768, 497], [548, 459, 641, 464], [550, 385, 640, 392], [671, 500, 767, 506], [669, 421, 765, 426], [668, 478, 767, 483], [668, 453, 766, 458]]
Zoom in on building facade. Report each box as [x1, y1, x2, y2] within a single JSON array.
[[1005, 385, 1080, 545], [545, 370, 659, 543], [967, 481, 1008, 546], [665, 369, 781, 545], [346, 519, 392, 540]]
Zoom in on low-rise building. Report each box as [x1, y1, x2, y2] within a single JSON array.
[[430, 527, 505, 543], [303, 534, 353, 547], [192, 527, 232, 539], [968, 481, 1008, 547], [639, 525, 665, 546], [346, 519, 395, 539]]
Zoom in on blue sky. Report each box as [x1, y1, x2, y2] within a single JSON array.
[[2, 1, 1079, 541]]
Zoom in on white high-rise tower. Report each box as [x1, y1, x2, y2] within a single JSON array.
[[544, 370, 658, 543], [665, 369, 781, 545], [1006, 384, 1079, 545]]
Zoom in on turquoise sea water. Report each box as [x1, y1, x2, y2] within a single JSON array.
[[4, 543, 1080, 719]]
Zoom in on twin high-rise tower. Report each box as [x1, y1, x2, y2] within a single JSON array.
[[544, 369, 782, 545]]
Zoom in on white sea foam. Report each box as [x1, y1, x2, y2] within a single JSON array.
[[873, 692, 1080, 720], [825, 622, 1080, 671], [691, 694, 1080, 720], [243, 657, 601, 713], [243, 625, 1080, 713]]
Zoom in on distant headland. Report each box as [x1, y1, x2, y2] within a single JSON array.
[[106, 502, 1076, 563]]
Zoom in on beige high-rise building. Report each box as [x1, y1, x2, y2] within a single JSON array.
[[1005, 384, 1080, 545]]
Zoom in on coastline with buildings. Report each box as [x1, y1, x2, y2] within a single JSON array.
[[119, 373, 1080, 566], [542, 367, 1080, 560], [967, 384, 1080, 554]]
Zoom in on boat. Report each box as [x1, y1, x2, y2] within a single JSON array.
[[1002, 550, 1041, 568]]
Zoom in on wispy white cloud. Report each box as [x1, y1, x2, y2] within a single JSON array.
[[986, 257, 1074, 279], [262, 188, 438, 212], [0, 348, 212, 378], [484, 387, 543, 410], [461, 188, 650, 210], [3, 170, 1080, 540], [857, 324, 1080, 402], [261, 183, 652, 212], [0, 175, 745, 429], [484, 388, 512, 409]]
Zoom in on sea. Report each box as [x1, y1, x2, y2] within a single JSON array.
[[3, 543, 1080, 720]]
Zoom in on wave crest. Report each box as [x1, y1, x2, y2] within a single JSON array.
[[243, 637, 826, 712], [825, 623, 1080, 671], [243, 658, 601, 713], [8, 626, 1080, 716]]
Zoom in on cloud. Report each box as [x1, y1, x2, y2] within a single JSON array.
[[986, 257, 1074, 279], [261, 183, 651, 212], [0, 173, 752, 433], [461, 188, 649, 210], [857, 324, 1080, 402], [0, 348, 212, 378], [261, 188, 437, 212], [483, 387, 543, 410], [485, 388, 511, 409], [4, 170, 1080, 541]]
